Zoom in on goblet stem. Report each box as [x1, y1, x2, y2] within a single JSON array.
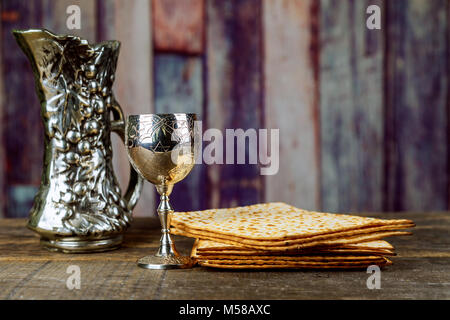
[[155, 185, 178, 257], [136, 184, 193, 269]]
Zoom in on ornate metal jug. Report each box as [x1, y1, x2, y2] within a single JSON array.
[[13, 29, 142, 252]]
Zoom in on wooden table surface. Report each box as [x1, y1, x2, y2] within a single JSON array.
[[0, 212, 449, 300]]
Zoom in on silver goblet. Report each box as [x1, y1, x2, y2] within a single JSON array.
[[126, 113, 196, 269]]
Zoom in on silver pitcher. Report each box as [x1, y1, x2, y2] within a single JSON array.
[[13, 29, 143, 253]]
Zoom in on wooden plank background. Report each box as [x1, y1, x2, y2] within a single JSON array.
[[319, 0, 385, 213], [0, 0, 448, 218], [0, 0, 43, 218], [152, 0, 204, 54], [153, 0, 206, 212], [385, 0, 448, 211], [263, 0, 320, 210], [101, 0, 155, 217], [0, 0, 4, 218], [154, 54, 205, 211], [42, 0, 97, 42], [206, 0, 264, 209]]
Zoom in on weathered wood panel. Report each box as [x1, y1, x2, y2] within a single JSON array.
[[385, 0, 448, 211], [206, 0, 264, 209], [97, 0, 156, 217], [0, 0, 4, 218], [319, 0, 385, 213], [0, 0, 44, 217], [152, 0, 204, 54], [154, 54, 206, 211], [263, 0, 320, 210], [41, 0, 97, 42], [448, 0, 450, 211], [96, 0, 115, 41]]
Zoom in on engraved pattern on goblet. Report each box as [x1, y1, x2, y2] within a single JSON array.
[[127, 114, 194, 151], [126, 113, 196, 269]]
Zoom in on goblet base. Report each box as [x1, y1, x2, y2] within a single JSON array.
[[137, 255, 194, 269]]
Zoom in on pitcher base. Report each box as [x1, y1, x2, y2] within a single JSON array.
[[40, 235, 123, 253]]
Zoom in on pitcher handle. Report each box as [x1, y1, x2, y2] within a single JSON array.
[[110, 101, 143, 212]]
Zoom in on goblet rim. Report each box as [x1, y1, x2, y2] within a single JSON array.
[[127, 113, 197, 120]]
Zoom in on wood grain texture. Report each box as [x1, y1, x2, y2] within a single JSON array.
[[263, 0, 320, 210], [96, 0, 115, 41], [97, 0, 156, 218], [0, 0, 4, 218], [448, 0, 450, 211], [319, 0, 385, 213], [154, 54, 206, 211], [152, 0, 204, 54], [0, 0, 44, 217], [41, 0, 97, 42], [206, 0, 264, 209], [0, 217, 183, 299], [385, 0, 448, 211], [0, 218, 177, 263], [1, 212, 449, 299]]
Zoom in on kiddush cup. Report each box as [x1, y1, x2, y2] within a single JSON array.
[[13, 29, 143, 252], [126, 113, 196, 269]]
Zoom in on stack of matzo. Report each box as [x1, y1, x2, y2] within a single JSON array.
[[170, 202, 414, 269]]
